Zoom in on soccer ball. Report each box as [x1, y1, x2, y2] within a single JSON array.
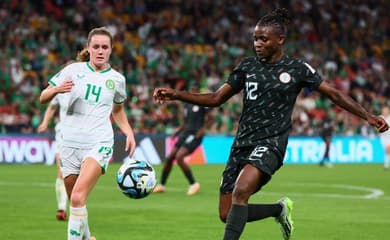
[[116, 159, 157, 199]]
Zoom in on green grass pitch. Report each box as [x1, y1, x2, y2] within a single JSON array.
[[0, 163, 389, 240]]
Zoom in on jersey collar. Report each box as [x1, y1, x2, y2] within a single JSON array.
[[86, 62, 112, 73], [257, 55, 289, 66]]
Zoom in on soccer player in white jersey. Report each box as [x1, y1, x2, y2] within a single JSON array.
[[38, 94, 69, 221], [380, 105, 390, 170], [40, 27, 136, 240]]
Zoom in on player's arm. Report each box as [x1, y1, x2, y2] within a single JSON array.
[[112, 103, 136, 156], [153, 83, 235, 107], [40, 80, 73, 104], [317, 81, 389, 133], [37, 103, 58, 133]]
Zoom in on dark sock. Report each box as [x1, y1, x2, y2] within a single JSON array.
[[160, 169, 170, 185], [223, 205, 248, 240], [183, 169, 196, 184], [247, 203, 282, 222]]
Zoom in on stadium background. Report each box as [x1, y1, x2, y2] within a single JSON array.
[[0, 0, 389, 165]]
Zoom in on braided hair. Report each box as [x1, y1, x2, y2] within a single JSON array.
[[256, 8, 292, 36]]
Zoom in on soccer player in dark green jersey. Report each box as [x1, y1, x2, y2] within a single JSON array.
[[154, 84, 214, 195], [153, 8, 389, 240]]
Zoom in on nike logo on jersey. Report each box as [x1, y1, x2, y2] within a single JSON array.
[[246, 73, 256, 79]]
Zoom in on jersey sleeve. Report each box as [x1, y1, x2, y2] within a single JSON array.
[[226, 59, 247, 94], [114, 75, 127, 104], [299, 61, 323, 90], [48, 64, 73, 87]]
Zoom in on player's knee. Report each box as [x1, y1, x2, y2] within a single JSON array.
[[70, 191, 86, 207], [176, 157, 188, 168], [175, 154, 186, 163], [232, 185, 250, 204]]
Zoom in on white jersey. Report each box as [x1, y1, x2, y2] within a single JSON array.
[[380, 115, 390, 147], [49, 62, 126, 148], [50, 94, 69, 151], [50, 94, 68, 133]]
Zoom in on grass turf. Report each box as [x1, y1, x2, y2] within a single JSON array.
[[0, 163, 389, 239]]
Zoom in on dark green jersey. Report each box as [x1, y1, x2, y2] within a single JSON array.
[[183, 103, 210, 132], [227, 55, 322, 148]]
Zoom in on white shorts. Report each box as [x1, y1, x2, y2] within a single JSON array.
[[60, 143, 114, 178], [380, 134, 390, 148], [55, 130, 62, 154]]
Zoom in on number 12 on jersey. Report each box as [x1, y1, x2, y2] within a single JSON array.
[[246, 82, 258, 100]]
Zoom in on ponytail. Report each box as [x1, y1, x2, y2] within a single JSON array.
[[76, 49, 89, 62]]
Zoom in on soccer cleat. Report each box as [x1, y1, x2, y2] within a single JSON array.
[[275, 197, 294, 240], [82, 235, 96, 240], [186, 182, 200, 196], [153, 184, 166, 193], [56, 210, 67, 221], [324, 162, 333, 168]]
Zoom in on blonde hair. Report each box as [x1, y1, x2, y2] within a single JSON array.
[[76, 27, 113, 62], [76, 49, 89, 62]]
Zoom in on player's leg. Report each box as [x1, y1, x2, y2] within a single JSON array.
[[246, 146, 294, 240], [64, 174, 81, 240], [67, 157, 102, 240], [63, 144, 112, 240], [221, 145, 293, 240], [222, 164, 261, 240], [320, 136, 331, 167], [180, 136, 203, 195], [384, 145, 390, 169], [175, 146, 200, 195], [154, 146, 179, 192], [60, 147, 83, 240], [64, 175, 77, 200], [219, 193, 232, 222], [55, 153, 68, 220], [222, 164, 286, 240]]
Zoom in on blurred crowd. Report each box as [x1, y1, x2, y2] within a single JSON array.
[[0, 0, 389, 137]]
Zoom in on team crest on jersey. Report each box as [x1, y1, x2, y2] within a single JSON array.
[[279, 72, 291, 83], [105, 79, 115, 89]]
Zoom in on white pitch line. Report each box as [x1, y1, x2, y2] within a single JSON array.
[[269, 182, 384, 199], [260, 191, 382, 200], [0, 181, 386, 200]]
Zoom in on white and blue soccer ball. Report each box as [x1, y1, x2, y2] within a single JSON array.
[[116, 159, 157, 199]]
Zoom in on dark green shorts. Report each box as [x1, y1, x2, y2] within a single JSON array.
[[175, 131, 202, 154], [219, 144, 283, 194]]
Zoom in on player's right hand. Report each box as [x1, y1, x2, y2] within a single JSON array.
[[368, 115, 389, 133], [153, 87, 176, 104], [55, 79, 74, 93]]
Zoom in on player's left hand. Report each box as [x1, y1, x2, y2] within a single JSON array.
[[37, 122, 48, 133], [368, 115, 389, 133], [125, 134, 136, 157]]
